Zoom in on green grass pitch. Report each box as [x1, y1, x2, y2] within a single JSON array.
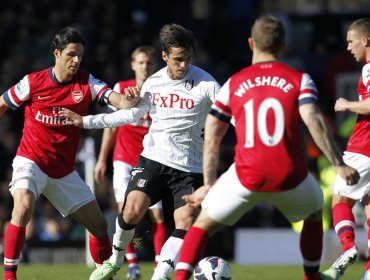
[[1, 261, 365, 279]]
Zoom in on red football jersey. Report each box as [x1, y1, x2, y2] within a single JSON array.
[[3, 67, 109, 178], [212, 61, 318, 192], [345, 62, 370, 157], [112, 80, 151, 166]]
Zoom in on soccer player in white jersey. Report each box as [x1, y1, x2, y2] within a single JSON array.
[[171, 16, 360, 280], [94, 45, 167, 280], [0, 26, 139, 280], [61, 23, 221, 280], [320, 18, 370, 280]]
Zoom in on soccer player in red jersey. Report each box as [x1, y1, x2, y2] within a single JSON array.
[[0, 26, 139, 280], [173, 16, 360, 280], [94, 46, 167, 279], [321, 18, 370, 280]]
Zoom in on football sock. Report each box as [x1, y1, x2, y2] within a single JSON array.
[[125, 242, 139, 265], [175, 226, 209, 280], [89, 234, 112, 266], [365, 218, 370, 271], [152, 222, 167, 266], [109, 217, 135, 266], [332, 202, 356, 251], [4, 223, 25, 280], [152, 229, 186, 279], [303, 272, 322, 280], [300, 220, 322, 275]]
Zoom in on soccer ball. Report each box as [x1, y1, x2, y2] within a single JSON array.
[[193, 256, 232, 280]]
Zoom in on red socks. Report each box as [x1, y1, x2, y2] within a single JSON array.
[[175, 227, 209, 280], [4, 223, 26, 280], [152, 222, 167, 266], [332, 203, 356, 251], [89, 234, 112, 265], [125, 242, 139, 265], [300, 220, 323, 275]]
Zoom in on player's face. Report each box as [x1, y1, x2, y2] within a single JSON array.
[[54, 43, 84, 80], [347, 29, 368, 62], [132, 52, 156, 84], [163, 47, 193, 80]]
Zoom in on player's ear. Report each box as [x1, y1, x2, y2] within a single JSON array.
[[53, 49, 60, 59], [362, 36, 370, 47], [248, 37, 254, 50], [162, 51, 168, 63]]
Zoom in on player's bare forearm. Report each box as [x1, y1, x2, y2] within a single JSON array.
[[0, 96, 9, 117], [109, 87, 140, 109], [203, 114, 229, 185], [300, 103, 360, 184], [335, 97, 370, 115]]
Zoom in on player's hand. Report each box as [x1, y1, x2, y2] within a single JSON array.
[[94, 160, 107, 183], [124, 86, 141, 106], [334, 98, 349, 113], [59, 108, 83, 127], [336, 165, 360, 186], [182, 185, 212, 208]]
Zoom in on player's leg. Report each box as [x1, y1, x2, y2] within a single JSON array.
[[175, 163, 255, 280], [4, 156, 46, 280], [272, 174, 324, 280], [149, 203, 167, 267], [328, 152, 370, 277], [90, 157, 161, 280], [45, 171, 112, 269], [361, 197, 370, 279], [69, 200, 112, 265], [5, 188, 36, 280], [174, 210, 223, 280], [151, 169, 203, 280], [113, 161, 140, 280], [333, 194, 357, 251]]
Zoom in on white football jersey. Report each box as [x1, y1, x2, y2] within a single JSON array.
[[141, 65, 220, 173]]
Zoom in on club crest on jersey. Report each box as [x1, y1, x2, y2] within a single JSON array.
[[72, 91, 83, 103], [185, 80, 194, 91], [137, 179, 147, 188]]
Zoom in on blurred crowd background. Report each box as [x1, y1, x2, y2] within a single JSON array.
[[1, 0, 370, 261]]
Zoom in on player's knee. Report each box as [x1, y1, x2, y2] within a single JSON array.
[[12, 189, 36, 225]]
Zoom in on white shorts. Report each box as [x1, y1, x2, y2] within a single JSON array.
[[201, 163, 324, 225], [113, 160, 162, 209], [333, 152, 370, 200], [9, 156, 95, 217]]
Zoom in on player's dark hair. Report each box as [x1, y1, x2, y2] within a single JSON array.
[[348, 18, 370, 37], [159, 23, 195, 54], [251, 15, 285, 55], [52, 26, 85, 52]]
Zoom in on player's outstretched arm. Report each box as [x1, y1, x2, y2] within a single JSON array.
[[335, 97, 370, 115], [299, 102, 360, 185], [60, 94, 151, 129]]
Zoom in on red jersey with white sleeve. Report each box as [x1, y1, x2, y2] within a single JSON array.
[[3, 67, 110, 178], [345, 62, 370, 158], [111, 80, 151, 166], [211, 61, 318, 192]]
